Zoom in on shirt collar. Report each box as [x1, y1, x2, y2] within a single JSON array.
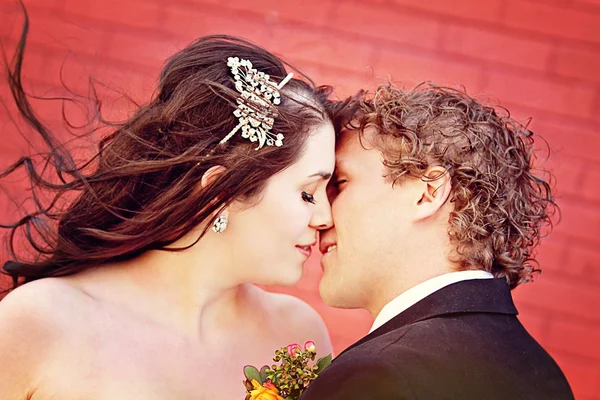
[[369, 270, 494, 333]]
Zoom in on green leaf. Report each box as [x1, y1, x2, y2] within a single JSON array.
[[259, 365, 270, 383], [244, 365, 262, 383], [315, 354, 332, 374], [286, 397, 294, 400]]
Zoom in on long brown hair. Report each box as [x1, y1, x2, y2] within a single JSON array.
[[1, 5, 356, 291]]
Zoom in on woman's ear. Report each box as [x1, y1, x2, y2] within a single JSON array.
[[415, 166, 452, 221], [201, 165, 227, 189], [199, 165, 229, 221]]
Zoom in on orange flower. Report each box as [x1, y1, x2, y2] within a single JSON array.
[[248, 379, 285, 400]]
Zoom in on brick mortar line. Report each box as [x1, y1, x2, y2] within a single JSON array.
[[339, 0, 600, 49], [527, 0, 600, 16], [552, 231, 600, 247], [477, 100, 600, 129], [517, 301, 600, 327], [558, 192, 600, 208], [7, 2, 600, 90], [544, 345, 600, 367], [13, 56, 600, 136], [40, 10, 600, 93], [6, 0, 600, 53], [5, 3, 600, 147], [593, 89, 600, 123], [435, 47, 600, 89]]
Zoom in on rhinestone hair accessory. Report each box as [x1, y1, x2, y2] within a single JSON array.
[[219, 57, 294, 150]]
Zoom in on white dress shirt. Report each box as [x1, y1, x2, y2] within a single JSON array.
[[369, 270, 495, 333]]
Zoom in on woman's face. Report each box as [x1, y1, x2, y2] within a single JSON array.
[[227, 121, 335, 286]]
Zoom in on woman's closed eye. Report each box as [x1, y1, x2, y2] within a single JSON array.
[[302, 191, 316, 204]]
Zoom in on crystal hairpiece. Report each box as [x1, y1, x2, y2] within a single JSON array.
[[219, 57, 294, 150]]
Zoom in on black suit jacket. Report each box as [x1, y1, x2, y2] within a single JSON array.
[[301, 279, 574, 400]]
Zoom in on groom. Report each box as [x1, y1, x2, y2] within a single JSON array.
[[301, 83, 574, 399]]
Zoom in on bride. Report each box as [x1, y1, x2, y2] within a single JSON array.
[[0, 9, 356, 400]]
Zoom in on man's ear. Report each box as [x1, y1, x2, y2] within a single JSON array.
[[415, 166, 451, 221]]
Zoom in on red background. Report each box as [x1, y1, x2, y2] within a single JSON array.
[[1, 0, 599, 398]]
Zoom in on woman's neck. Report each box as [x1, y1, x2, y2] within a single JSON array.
[[68, 232, 251, 339]]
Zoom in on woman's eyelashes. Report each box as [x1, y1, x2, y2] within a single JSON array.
[[302, 191, 316, 204]]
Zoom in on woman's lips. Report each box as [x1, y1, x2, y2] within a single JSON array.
[[296, 245, 312, 258]]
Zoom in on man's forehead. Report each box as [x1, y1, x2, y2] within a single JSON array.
[[336, 127, 377, 153], [334, 132, 358, 170], [334, 127, 388, 177], [334, 133, 368, 172]]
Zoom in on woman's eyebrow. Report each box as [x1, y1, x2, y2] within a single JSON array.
[[308, 172, 333, 180]]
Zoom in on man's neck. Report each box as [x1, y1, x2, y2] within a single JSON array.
[[368, 270, 495, 333]]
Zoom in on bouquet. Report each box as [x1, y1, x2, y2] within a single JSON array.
[[243, 341, 332, 400]]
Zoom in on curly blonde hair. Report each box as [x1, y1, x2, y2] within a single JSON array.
[[357, 82, 558, 289]]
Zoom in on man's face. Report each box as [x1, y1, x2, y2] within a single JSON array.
[[318, 129, 423, 314]]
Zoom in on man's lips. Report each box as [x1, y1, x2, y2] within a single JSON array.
[[319, 242, 337, 255]]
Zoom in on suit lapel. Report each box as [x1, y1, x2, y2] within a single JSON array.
[[336, 278, 518, 358]]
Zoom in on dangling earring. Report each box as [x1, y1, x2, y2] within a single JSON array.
[[212, 214, 228, 233]]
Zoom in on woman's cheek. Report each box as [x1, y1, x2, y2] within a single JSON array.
[[291, 204, 312, 235]]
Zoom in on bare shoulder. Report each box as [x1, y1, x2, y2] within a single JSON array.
[[0, 278, 91, 354], [1, 277, 90, 325], [265, 291, 323, 322], [0, 278, 89, 398], [252, 286, 334, 356]]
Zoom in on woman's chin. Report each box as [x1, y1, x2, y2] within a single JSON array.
[[271, 266, 304, 287], [248, 260, 304, 287]]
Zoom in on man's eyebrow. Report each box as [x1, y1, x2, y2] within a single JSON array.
[[335, 160, 348, 172], [309, 172, 333, 180]]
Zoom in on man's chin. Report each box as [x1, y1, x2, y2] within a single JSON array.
[[318, 281, 362, 309]]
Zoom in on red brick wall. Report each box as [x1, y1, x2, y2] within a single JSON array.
[[1, 0, 599, 398]]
